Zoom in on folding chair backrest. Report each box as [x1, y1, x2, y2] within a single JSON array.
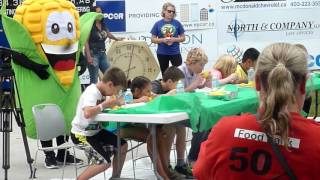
[[32, 104, 66, 141]]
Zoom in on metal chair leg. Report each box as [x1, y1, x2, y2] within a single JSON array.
[[130, 140, 136, 179], [61, 149, 67, 180], [32, 150, 38, 180], [73, 147, 78, 178]]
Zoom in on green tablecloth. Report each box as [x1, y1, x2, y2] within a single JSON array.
[[193, 87, 258, 132], [307, 73, 320, 92], [102, 93, 202, 131], [102, 86, 258, 132], [102, 76, 320, 132]]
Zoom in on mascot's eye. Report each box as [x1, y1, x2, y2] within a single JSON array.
[[51, 23, 60, 34], [67, 22, 73, 33]]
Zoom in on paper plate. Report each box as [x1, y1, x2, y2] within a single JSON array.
[[312, 71, 320, 78], [103, 102, 146, 112], [238, 83, 254, 88], [207, 91, 226, 99], [122, 102, 146, 109]]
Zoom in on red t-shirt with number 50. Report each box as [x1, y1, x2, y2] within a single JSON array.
[[193, 112, 320, 180]]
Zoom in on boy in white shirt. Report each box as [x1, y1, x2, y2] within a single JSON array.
[[71, 67, 128, 179]]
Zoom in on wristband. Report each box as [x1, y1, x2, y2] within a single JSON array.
[[99, 104, 104, 111]]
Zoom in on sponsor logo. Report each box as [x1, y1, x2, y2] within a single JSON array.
[[179, 3, 215, 30], [208, 3, 215, 13], [228, 14, 318, 41], [227, 45, 243, 62], [221, 0, 285, 3], [137, 33, 203, 47], [219, 0, 287, 10], [103, 13, 124, 20], [229, 15, 245, 41], [70, 0, 94, 15], [308, 54, 320, 69], [180, 3, 214, 22], [97, 0, 126, 32], [234, 128, 300, 149], [128, 13, 160, 19], [0, 0, 22, 17]]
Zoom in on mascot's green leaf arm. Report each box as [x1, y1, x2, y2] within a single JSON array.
[[1, 0, 102, 138]]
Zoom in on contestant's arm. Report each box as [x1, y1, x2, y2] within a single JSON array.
[[83, 97, 119, 119]]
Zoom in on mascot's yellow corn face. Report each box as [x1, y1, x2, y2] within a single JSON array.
[[14, 0, 80, 87]]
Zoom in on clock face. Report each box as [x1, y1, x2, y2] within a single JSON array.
[[107, 40, 160, 80]]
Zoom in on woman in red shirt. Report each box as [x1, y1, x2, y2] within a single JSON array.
[[193, 43, 320, 180]]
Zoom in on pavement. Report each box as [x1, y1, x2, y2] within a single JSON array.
[[0, 120, 192, 180]]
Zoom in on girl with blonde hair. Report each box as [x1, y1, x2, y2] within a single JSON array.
[[194, 43, 320, 180], [211, 54, 238, 85]]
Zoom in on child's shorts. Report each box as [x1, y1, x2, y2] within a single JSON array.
[[71, 130, 127, 163]]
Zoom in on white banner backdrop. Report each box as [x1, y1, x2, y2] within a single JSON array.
[[217, 8, 320, 43], [217, 0, 320, 11], [80, 0, 320, 83], [125, 0, 216, 32], [216, 7, 320, 71]]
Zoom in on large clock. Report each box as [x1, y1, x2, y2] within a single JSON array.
[[107, 40, 160, 80]]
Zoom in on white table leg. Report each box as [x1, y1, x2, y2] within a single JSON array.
[[116, 122, 121, 178], [150, 124, 162, 180]]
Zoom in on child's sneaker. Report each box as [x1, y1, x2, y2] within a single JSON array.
[[175, 164, 194, 179], [56, 152, 83, 165], [44, 155, 59, 169], [168, 165, 185, 180]]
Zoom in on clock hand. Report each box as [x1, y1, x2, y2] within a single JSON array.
[[124, 66, 136, 73], [127, 45, 135, 79]]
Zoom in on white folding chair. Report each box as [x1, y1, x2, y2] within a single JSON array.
[[127, 139, 150, 178], [32, 103, 78, 179]]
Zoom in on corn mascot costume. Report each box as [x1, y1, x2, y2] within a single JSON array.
[[1, 0, 103, 138]]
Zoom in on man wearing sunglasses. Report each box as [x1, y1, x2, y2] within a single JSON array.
[[150, 2, 186, 75]]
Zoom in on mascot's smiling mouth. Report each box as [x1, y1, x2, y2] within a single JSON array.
[[41, 41, 78, 71], [45, 53, 76, 71]]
